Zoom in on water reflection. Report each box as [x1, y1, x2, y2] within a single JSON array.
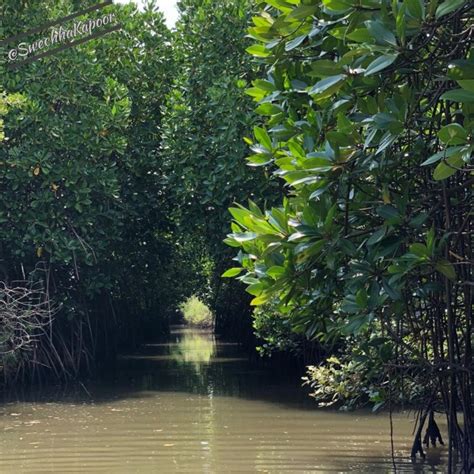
[[116, 327, 310, 406], [0, 327, 449, 473]]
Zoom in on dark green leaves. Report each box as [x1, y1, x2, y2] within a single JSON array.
[[288, 4, 318, 19], [436, 0, 467, 18], [441, 89, 474, 103], [224, 0, 472, 419], [308, 74, 346, 96], [322, 0, 352, 11], [405, 0, 425, 19], [435, 260, 456, 280], [365, 54, 398, 76], [285, 35, 307, 51], [365, 21, 397, 47]]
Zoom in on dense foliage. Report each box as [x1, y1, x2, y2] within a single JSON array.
[[1, 0, 472, 469], [179, 295, 214, 328], [225, 0, 473, 469], [162, 0, 272, 338], [0, 0, 273, 380], [0, 0, 178, 378]]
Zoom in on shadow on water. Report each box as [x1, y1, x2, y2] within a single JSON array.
[[111, 326, 317, 410], [1, 326, 314, 410]]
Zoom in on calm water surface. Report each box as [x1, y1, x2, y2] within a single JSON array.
[[0, 327, 448, 473]]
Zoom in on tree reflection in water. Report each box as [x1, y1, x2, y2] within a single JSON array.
[[169, 328, 216, 368]]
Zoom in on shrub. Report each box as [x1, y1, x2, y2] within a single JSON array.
[[179, 296, 214, 328]]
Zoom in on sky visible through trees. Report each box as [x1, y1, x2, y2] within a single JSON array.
[[115, 0, 179, 27]]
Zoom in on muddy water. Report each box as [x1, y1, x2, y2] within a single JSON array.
[[0, 328, 448, 473]]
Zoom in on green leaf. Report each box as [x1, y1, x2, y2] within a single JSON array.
[[222, 267, 244, 278], [365, 20, 397, 47], [247, 154, 273, 167], [246, 44, 271, 58], [231, 232, 258, 242], [223, 238, 242, 248], [441, 89, 474, 103], [367, 228, 386, 246], [255, 103, 283, 115], [310, 60, 344, 77], [344, 314, 372, 335], [346, 28, 371, 43], [267, 266, 285, 279], [438, 124, 468, 145], [285, 35, 307, 51], [421, 146, 464, 166], [448, 60, 474, 80], [294, 239, 326, 259], [396, 4, 407, 44], [229, 207, 253, 226], [308, 74, 346, 95], [251, 294, 271, 306], [382, 278, 402, 300], [365, 54, 398, 76], [266, 0, 294, 12], [247, 282, 265, 296], [356, 288, 368, 308], [433, 163, 455, 180], [254, 126, 273, 150], [435, 0, 466, 18], [322, 0, 352, 11], [457, 79, 474, 92], [433, 153, 464, 180], [435, 260, 456, 280], [409, 243, 430, 258], [288, 5, 318, 20], [405, 0, 425, 19], [376, 205, 400, 221], [253, 79, 277, 92]]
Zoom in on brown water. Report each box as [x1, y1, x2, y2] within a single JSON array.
[[0, 328, 448, 473]]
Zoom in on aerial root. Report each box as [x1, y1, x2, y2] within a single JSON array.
[[423, 411, 444, 448]]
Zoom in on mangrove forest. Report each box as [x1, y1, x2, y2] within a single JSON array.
[[0, 0, 472, 472]]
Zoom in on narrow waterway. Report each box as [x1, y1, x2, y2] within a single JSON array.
[[1, 327, 448, 473]]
